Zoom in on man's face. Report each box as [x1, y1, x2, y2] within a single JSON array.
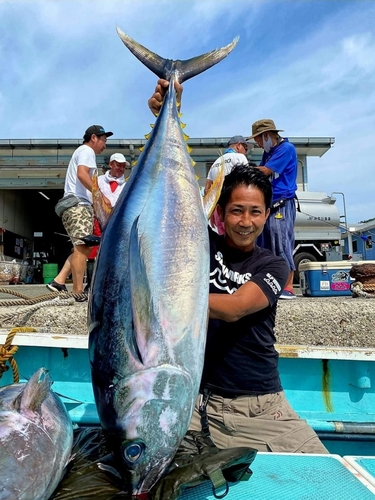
[[109, 160, 126, 178], [217, 184, 270, 252], [237, 142, 248, 154], [91, 134, 107, 154], [254, 134, 264, 148]]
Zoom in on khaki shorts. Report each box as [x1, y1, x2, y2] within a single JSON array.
[[189, 391, 328, 454], [62, 204, 93, 246]]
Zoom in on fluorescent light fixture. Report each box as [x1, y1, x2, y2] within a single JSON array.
[[38, 191, 50, 200]]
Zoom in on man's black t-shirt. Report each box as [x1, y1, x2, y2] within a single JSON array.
[[201, 228, 289, 397]]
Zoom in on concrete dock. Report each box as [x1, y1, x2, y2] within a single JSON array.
[[0, 284, 374, 348]]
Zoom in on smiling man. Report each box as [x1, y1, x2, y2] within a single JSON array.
[[188, 165, 328, 454], [149, 81, 327, 454]]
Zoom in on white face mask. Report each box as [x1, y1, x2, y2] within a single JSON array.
[[262, 134, 273, 153]]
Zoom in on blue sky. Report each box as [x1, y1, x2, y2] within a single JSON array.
[[0, 0, 374, 223]]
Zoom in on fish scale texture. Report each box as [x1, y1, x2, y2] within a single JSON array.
[[180, 454, 375, 500]]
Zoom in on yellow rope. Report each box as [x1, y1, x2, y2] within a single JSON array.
[[0, 327, 37, 383]]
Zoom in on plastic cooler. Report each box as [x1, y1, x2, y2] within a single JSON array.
[[299, 260, 375, 297]]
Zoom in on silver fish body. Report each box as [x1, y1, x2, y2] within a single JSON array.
[[89, 30, 238, 496], [0, 368, 73, 500]]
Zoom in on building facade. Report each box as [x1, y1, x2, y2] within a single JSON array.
[[0, 136, 334, 275]]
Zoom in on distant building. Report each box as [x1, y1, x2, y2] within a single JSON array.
[[343, 221, 375, 261]]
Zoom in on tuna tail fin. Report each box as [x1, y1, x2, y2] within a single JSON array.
[[12, 368, 52, 414], [116, 28, 239, 84]]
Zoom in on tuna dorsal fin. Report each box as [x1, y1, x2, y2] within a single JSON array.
[[116, 27, 239, 84], [12, 368, 52, 414]]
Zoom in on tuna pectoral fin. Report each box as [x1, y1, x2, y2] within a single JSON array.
[[12, 368, 52, 414], [116, 27, 239, 84], [203, 158, 225, 219], [128, 218, 155, 364]]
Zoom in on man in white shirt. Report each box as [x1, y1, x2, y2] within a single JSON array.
[[47, 125, 112, 299], [97, 152, 130, 207], [204, 135, 251, 195], [204, 135, 253, 234]]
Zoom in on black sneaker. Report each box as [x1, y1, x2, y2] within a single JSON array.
[[46, 280, 68, 293]]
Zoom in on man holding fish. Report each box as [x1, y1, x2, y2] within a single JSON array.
[[149, 80, 328, 455]]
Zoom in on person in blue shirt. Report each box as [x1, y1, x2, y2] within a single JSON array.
[[247, 119, 298, 300]]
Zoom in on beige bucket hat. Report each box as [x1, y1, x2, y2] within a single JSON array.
[[246, 119, 283, 139]]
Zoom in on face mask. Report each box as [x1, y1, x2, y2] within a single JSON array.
[[262, 134, 273, 153]]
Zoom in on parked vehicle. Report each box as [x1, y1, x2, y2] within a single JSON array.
[[293, 191, 343, 281]]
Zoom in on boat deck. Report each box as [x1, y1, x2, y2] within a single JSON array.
[[180, 453, 375, 499]]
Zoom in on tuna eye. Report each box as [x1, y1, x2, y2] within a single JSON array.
[[123, 442, 144, 464]]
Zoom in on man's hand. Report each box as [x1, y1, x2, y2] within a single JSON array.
[[148, 79, 183, 116]]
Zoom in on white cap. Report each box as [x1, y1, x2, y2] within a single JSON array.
[[110, 153, 130, 166]]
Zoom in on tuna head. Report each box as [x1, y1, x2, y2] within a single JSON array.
[[95, 366, 196, 496]]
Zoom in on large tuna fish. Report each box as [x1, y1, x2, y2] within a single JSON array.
[[88, 29, 237, 497], [0, 368, 73, 500]]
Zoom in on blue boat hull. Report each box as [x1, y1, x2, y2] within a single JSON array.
[[1, 333, 375, 456]]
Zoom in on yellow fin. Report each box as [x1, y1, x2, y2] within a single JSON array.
[[150, 123, 154, 128], [132, 160, 137, 166], [183, 133, 190, 141], [203, 156, 225, 219], [139, 146, 144, 152], [196, 174, 200, 181], [144, 133, 151, 140], [180, 122, 186, 129], [187, 145, 193, 154], [191, 159, 196, 167], [178, 112, 183, 118]]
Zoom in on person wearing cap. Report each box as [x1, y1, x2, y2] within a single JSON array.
[[47, 125, 113, 299], [205, 135, 253, 235], [84, 152, 131, 291], [204, 135, 250, 196], [248, 119, 298, 300], [97, 152, 130, 208]]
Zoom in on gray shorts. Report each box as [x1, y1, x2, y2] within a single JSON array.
[[189, 391, 328, 454], [62, 204, 93, 246]]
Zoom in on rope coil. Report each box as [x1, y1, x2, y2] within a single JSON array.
[[0, 327, 37, 383], [351, 282, 375, 298]]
